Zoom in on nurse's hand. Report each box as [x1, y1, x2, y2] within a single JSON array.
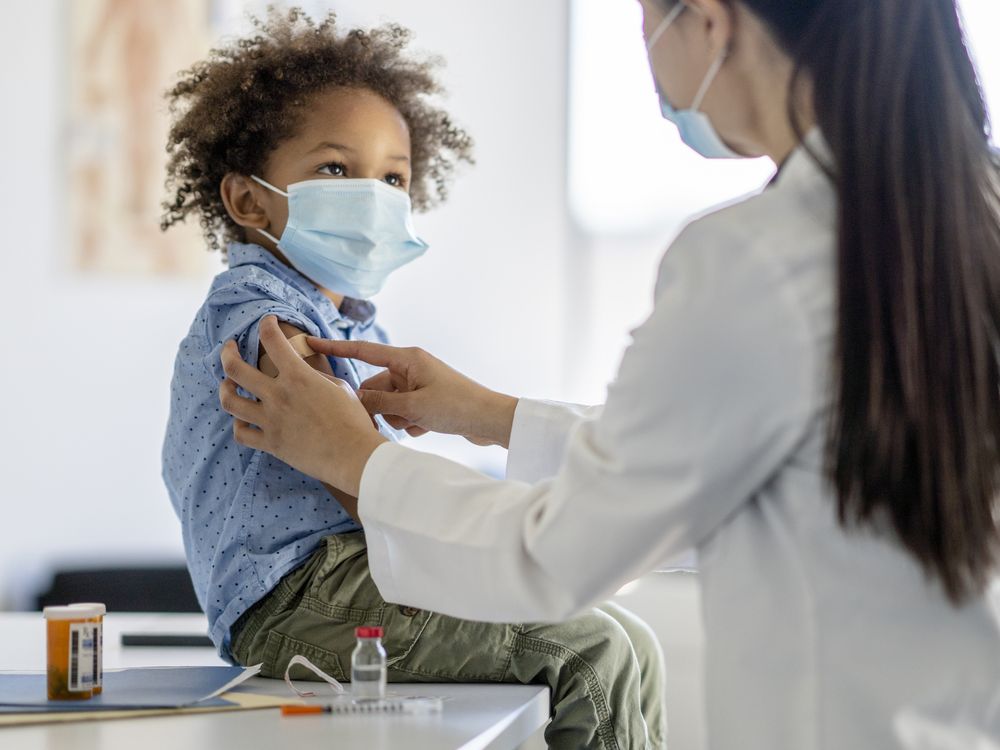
[[303, 335, 519, 449], [219, 316, 388, 496]]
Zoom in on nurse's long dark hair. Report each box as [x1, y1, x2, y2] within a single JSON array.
[[742, 0, 1000, 602]]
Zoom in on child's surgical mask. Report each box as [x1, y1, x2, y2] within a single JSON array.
[[646, 2, 740, 159], [251, 176, 429, 300]]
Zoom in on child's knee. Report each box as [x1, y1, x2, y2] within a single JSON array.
[[526, 608, 639, 678], [590, 611, 640, 670], [597, 602, 665, 674]]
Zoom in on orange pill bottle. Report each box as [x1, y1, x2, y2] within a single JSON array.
[[43, 606, 95, 700]]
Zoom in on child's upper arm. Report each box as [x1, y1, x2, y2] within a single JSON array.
[[200, 274, 322, 381], [259, 321, 334, 378]]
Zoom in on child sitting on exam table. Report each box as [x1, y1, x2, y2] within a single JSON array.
[[160, 10, 666, 749]]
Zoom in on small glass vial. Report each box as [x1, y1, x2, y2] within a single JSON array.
[[351, 626, 387, 701], [43, 606, 95, 700], [70, 603, 105, 694]]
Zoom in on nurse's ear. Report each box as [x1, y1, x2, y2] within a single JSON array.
[[682, 0, 736, 56], [220, 173, 272, 234]]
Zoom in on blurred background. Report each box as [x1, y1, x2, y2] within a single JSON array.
[[1, 0, 998, 746]]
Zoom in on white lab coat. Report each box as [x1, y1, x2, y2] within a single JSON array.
[[358, 134, 1000, 749]]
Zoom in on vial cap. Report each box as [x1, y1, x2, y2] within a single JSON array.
[[70, 603, 107, 617], [355, 626, 384, 639], [43, 606, 91, 621]]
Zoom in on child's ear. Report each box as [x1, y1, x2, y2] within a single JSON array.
[[220, 173, 269, 231]]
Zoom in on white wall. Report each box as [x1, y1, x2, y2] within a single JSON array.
[[0, 3, 708, 745], [0, 0, 572, 608]]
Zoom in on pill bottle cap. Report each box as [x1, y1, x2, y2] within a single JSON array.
[[43, 606, 91, 621], [355, 626, 384, 639], [70, 603, 107, 616]]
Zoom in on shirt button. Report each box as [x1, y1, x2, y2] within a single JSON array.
[[398, 606, 420, 617]]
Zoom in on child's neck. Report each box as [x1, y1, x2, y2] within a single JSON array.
[[319, 287, 346, 309]]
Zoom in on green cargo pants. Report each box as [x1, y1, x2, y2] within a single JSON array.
[[231, 532, 667, 750]]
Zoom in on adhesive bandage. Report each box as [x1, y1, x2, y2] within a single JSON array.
[[287, 333, 318, 359]]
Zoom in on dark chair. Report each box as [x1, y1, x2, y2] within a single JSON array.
[[35, 566, 202, 613]]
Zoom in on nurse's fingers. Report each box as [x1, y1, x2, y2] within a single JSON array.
[[357, 388, 417, 421], [359, 370, 396, 394], [306, 337, 411, 371], [383, 415, 413, 431], [219, 378, 264, 424], [233, 419, 268, 452], [221, 340, 272, 396]]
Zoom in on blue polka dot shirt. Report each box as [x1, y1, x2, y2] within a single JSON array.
[[162, 242, 397, 662]]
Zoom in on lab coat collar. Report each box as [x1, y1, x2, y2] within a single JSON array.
[[773, 128, 834, 190]]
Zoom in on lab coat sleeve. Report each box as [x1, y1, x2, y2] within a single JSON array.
[[505, 399, 602, 482], [359, 220, 818, 623]]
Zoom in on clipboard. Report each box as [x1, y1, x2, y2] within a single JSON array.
[[0, 665, 300, 726]]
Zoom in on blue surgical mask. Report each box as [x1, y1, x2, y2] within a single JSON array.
[[251, 176, 429, 299], [646, 3, 740, 159]]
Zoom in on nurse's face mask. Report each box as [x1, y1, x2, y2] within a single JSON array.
[[251, 176, 429, 300], [646, 1, 740, 159]]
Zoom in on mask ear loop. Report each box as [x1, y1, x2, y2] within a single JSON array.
[[249, 175, 287, 245], [250, 174, 289, 197], [283, 654, 347, 698], [646, 2, 686, 52], [690, 47, 728, 112], [255, 226, 281, 245]]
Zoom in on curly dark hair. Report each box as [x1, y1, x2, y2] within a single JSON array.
[[161, 7, 474, 252]]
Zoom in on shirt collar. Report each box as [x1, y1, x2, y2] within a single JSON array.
[[226, 241, 378, 331]]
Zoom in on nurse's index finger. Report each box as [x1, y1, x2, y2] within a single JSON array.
[[305, 337, 409, 370]]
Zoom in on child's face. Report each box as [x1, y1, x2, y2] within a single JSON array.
[[253, 86, 413, 244]]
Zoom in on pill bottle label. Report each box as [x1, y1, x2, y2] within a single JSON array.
[[91, 622, 102, 691], [68, 623, 95, 692], [73, 611, 104, 693]]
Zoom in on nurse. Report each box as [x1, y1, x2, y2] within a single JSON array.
[[219, 0, 1000, 746]]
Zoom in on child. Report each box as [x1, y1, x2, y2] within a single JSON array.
[[160, 10, 666, 749]]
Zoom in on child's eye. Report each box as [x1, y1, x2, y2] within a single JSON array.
[[384, 173, 406, 188], [318, 162, 347, 177]]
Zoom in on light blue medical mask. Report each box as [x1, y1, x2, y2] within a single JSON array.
[[646, 3, 740, 159], [251, 176, 429, 299]]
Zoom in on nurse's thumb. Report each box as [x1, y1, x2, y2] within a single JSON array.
[[357, 388, 414, 420]]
